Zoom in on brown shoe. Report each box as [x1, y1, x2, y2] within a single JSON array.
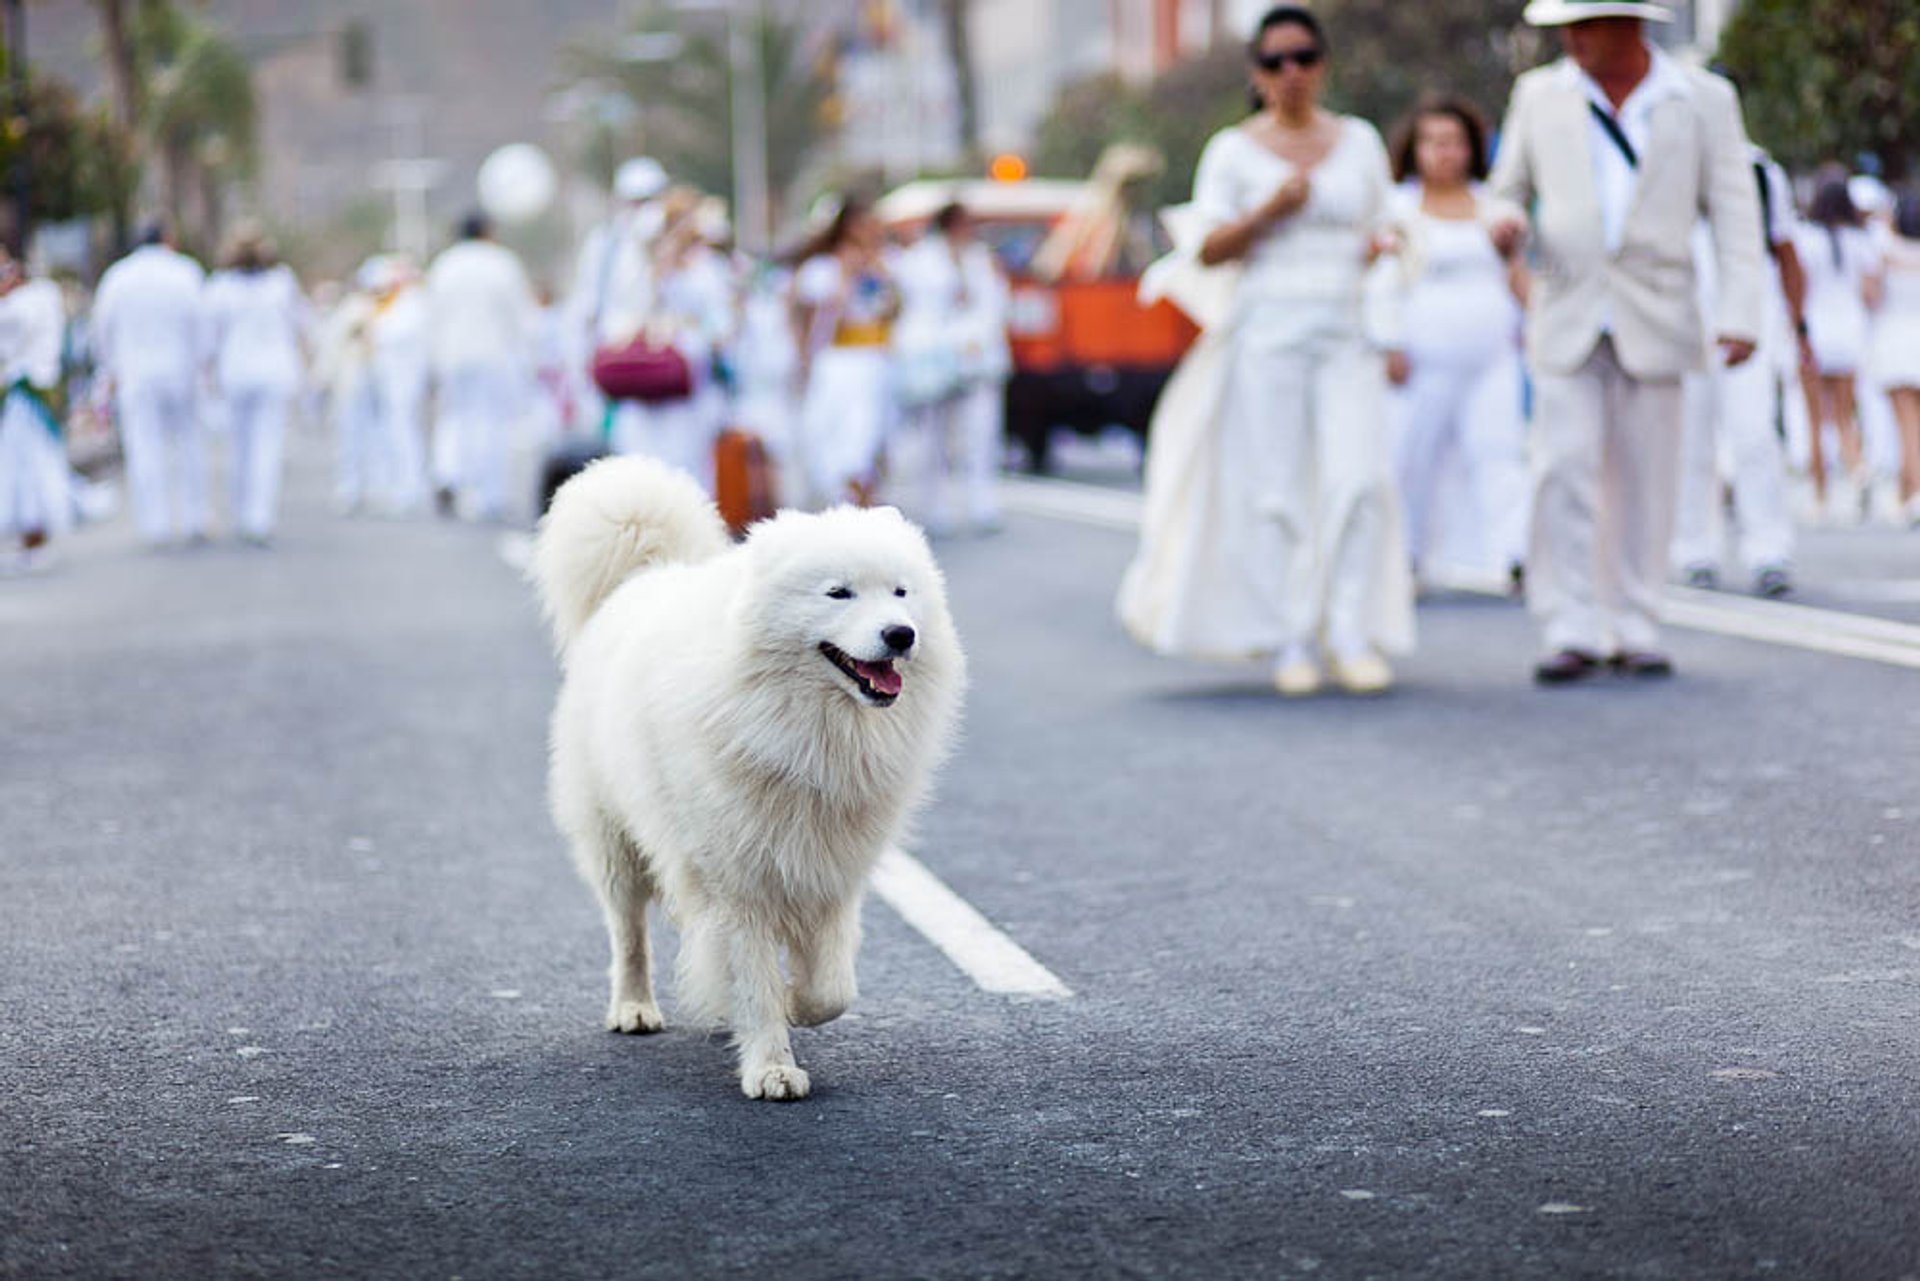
[[1533, 649, 1603, 685], [1609, 651, 1674, 678]]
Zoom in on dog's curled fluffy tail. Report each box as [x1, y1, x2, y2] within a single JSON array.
[[531, 455, 732, 652]]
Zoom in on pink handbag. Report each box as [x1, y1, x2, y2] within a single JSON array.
[[591, 338, 693, 404]]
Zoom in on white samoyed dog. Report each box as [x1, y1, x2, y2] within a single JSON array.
[[531, 457, 965, 1100]]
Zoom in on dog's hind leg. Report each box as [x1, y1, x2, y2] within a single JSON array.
[[724, 919, 811, 1100], [593, 831, 664, 1034], [788, 898, 862, 1028]]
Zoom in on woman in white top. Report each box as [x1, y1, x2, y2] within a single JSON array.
[[1118, 5, 1411, 695], [1376, 96, 1529, 593], [792, 196, 899, 508], [1874, 192, 1920, 523], [202, 226, 306, 543], [1793, 175, 1884, 519], [610, 189, 736, 493]]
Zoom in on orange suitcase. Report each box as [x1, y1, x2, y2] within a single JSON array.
[[713, 427, 777, 536]]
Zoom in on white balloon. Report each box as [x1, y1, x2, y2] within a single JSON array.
[[477, 143, 557, 223]]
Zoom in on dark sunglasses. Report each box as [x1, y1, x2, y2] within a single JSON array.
[[1254, 46, 1323, 72]]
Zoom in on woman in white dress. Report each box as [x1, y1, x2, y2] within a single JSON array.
[[1794, 175, 1884, 521], [1874, 192, 1920, 524], [202, 227, 307, 542], [1118, 4, 1411, 695], [0, 250, 71, 570], [792, 196, 899, 508], [1376, 96, 1529, 593]]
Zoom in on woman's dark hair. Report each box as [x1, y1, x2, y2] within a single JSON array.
[[222, 224, 275, 272], [1895, 189, 1920, 242], [1389, 95, 1490, 184], [1249, 5, 1326, 58], [1807, 173, 1861, 268], [1246, 5, 1328, 113], [933, 201, 968, 234], [786, 193, 873, 265]]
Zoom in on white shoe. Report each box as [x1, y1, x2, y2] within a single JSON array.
[[1272, 656, 1323, 697], [1329, 650, 1394, 695]]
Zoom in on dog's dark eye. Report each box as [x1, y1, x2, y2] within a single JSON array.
[[826, 586, 854, 600], [893, 587, 908, 598]]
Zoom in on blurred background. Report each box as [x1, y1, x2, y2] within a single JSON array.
[[7, 0, 1912, 286]]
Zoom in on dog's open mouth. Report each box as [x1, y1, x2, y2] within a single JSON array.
[[819, 642, 903, 706]]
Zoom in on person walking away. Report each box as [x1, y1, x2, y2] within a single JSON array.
[[946, 203, 1012, 533], [891, 203, 976, 533], [1487, 0, 1764, 684], [1670, 140, 1809, 597], [426, 213, 538, 522], [1873, 190, 1920, 525], [730, 260, 802, 504], [201, 225, 307, 545], [1793, 174, 1883, 524], [1118, 5, 1412, 696], [90, 222, 209, 548], [1375, 95, 1530, 594], [792, 196, 900, 508], [367, 258, 431, 515], [0, 248, 72, 572]]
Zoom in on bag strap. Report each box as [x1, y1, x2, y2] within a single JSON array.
[[1753, 158, 1776, 258], [1588, 102, 1638, 169]]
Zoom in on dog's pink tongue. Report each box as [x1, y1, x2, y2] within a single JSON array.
[[854, 660, 903, 697]]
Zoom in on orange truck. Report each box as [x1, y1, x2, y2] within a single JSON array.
[[877, 177, 1198, 473]]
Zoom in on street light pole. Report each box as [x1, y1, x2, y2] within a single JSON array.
[[726, 0, 769, 255]]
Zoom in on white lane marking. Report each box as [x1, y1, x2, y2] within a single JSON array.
[[871, 847, 1072, 1000], [1001, 476, 1920, 672]]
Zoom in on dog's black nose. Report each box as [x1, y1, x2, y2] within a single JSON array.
[[882, 624, 916, 653]]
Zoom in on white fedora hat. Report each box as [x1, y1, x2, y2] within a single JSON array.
[[1523, 0, 1673, 24], [613, 156, 669, 202]]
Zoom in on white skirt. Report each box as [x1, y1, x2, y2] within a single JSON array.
[[798, 346, 892, 505], [0, 388, 73, 537]]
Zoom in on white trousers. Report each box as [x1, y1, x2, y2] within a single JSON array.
[[1672, 352, 1794, 574], [1394, 348, 1529, 572], [890, 381, 1003, 533], [375, 372, 428, 513], [222, 383, 290, 538], [1225, 320, 1406, 657], [1529, 339, 1683, 655], [438, 363, 520, 520], [119, 379, 207, 544], [333, 379, 382, 510], [611, 391, 718, 494], [0, 390, 72, 537]]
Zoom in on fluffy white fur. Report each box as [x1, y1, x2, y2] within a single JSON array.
[[532, 456, 965, 1100]]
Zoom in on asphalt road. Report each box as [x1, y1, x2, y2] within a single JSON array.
[[4, 434, 1918, 1279]]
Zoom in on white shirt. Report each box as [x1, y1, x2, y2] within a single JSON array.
[[1568, 45, 1692, 256], [91, 244, 206, 388], [203, 265, 306, 392], [424, 238, 536, 372], [1, 277, 65, 388]]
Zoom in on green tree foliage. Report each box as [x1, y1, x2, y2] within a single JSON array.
[[564, 11, 831, 221], [135, 2, 257, 254], [1033, 0, 1535, 206], [0, 68, 137, 226], [1717, 0, 1920, 181]]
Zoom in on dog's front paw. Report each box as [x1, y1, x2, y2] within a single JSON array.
[[742, 1063, 811, 1101], [606, 999, 665, 1034]]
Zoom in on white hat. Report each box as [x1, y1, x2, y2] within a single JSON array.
[[1522, 0, 1673, 25], [613, 156, 668, 202], [1849, 174, 1893, 216]]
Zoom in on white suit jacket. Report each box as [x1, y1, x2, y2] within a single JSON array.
[[91, 245, 206, 390], [1489, 57, 1765, 379], [424, 239, 536, 373]]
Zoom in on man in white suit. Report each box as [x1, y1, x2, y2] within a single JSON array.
[[1488, 0, 1765, 683], [91, 222, 209, 547]]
